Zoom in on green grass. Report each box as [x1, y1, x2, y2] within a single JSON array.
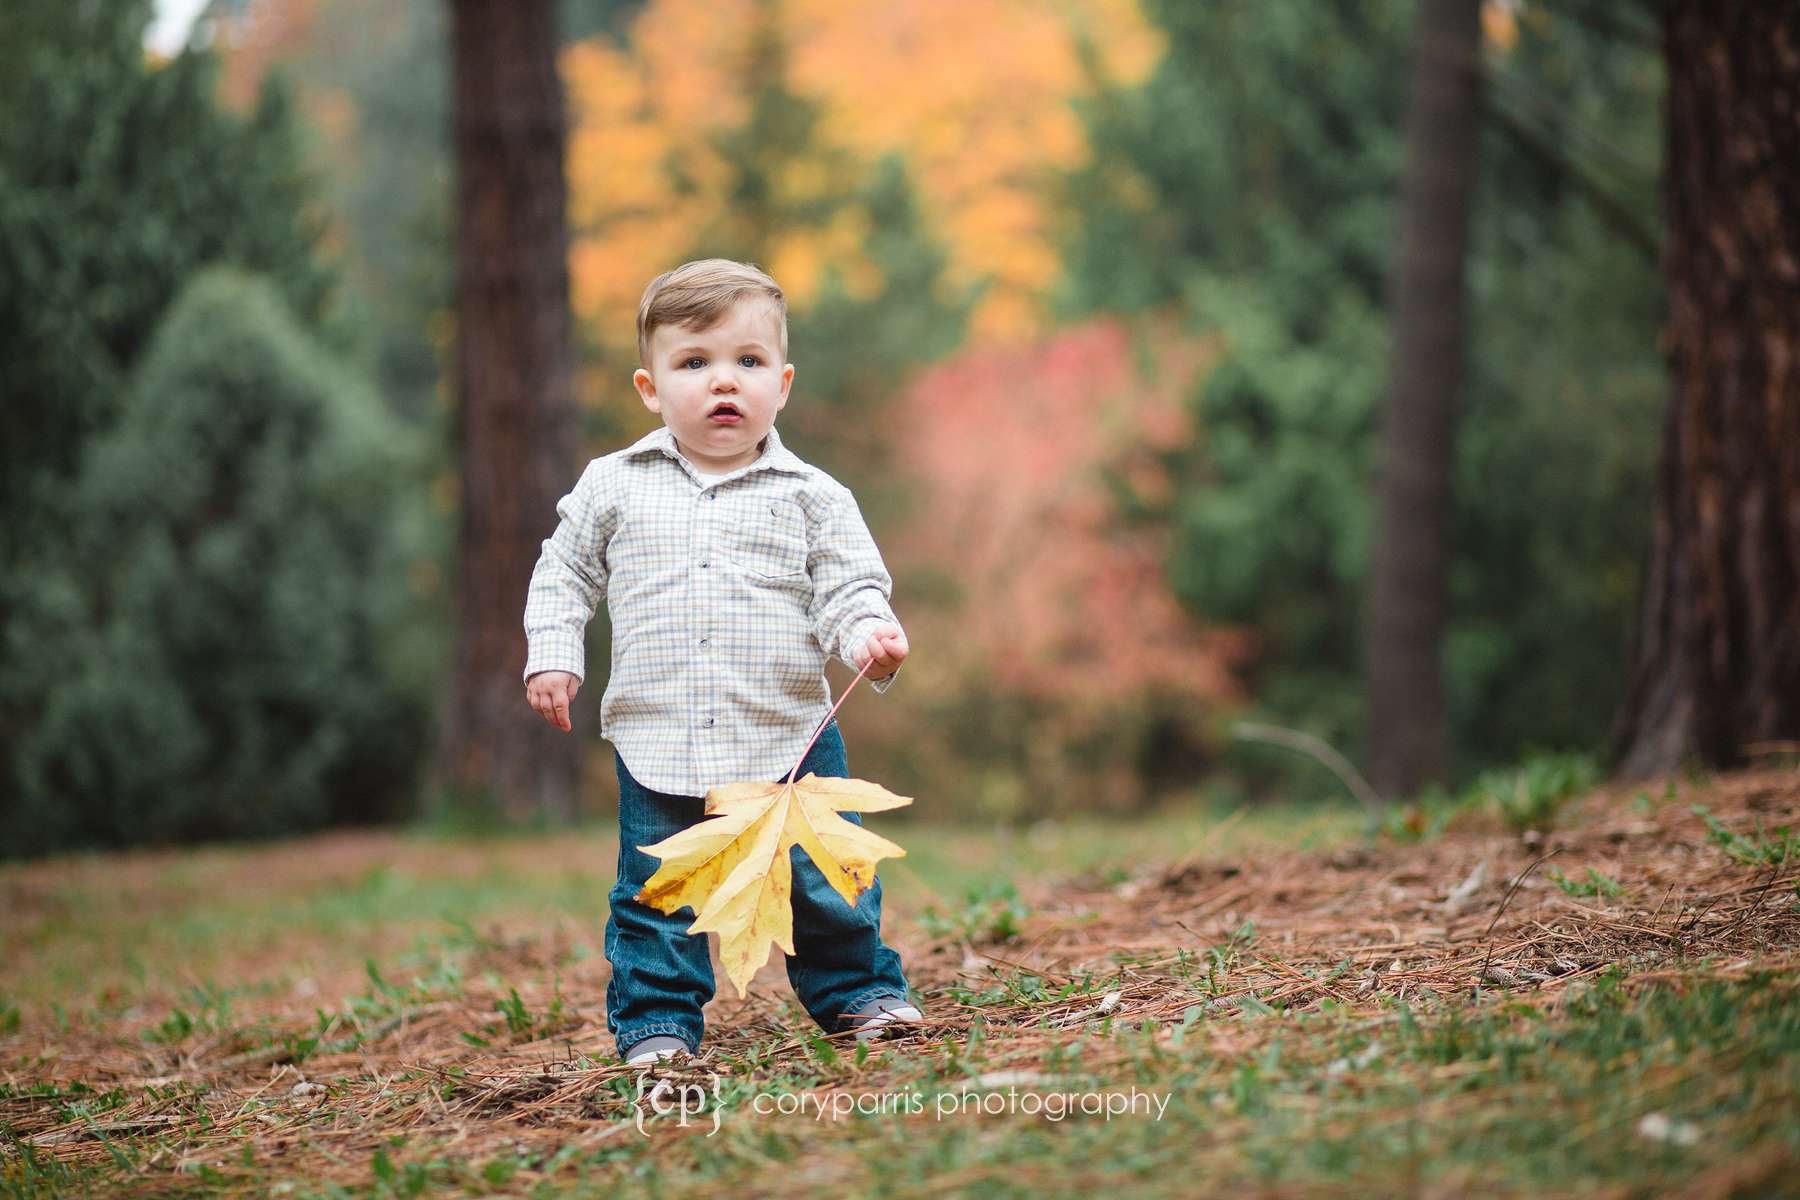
[[438, 973, 1795, 1196], [1694, 803, 1800, 867], [1378, 753, 1607, 844], [1547, 866, 1625, 899], [21, 968, 1777, 1198]]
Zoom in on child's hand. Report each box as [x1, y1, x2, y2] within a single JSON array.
[[853, 624, 908, 680], [526, 670, 582, 732]]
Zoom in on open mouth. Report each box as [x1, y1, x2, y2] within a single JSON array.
[[708, 403, 743, 424]]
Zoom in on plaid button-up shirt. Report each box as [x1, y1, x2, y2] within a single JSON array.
[[522, 425, 901, 797]]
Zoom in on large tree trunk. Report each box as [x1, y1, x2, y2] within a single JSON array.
[[1610, 4, 1800, 778], [1365, 0, 1484, 798], [441, 0, 579, 821]]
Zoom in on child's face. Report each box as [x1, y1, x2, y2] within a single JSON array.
[[633, 299, 794, 473]]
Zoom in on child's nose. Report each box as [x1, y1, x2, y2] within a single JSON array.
[[709, 365, 738, 390]]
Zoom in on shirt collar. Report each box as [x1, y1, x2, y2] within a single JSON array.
[[622, 424, 807, 480]]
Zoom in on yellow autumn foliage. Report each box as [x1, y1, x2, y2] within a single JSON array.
[[635, 773, 913, 997]]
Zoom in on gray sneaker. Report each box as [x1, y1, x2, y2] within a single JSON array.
[[624, 1035, 692, 1066], [847, 996, 924, 1042]]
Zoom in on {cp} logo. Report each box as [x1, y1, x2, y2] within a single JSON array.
[[633, 1072, 724, 1137]]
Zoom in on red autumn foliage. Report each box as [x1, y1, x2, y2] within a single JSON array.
[[879, 319, 1251, 800]]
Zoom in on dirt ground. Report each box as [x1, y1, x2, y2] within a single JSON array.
[[4, 768, 1797, 1196]]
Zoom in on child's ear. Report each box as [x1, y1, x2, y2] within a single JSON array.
[[777, 363, 794, 411], [632, 367, 660, 413]]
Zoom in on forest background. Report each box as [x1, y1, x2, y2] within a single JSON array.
[[0, 0, 1666, 856]]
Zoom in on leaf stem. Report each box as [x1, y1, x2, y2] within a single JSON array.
[[786, 658, 876, 785]]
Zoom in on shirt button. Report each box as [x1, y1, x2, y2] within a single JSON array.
[[699, 638, 709, 646], [704, 718, 715, 727], [701, 560, 710, 569]]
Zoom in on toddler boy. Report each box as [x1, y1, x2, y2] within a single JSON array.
[[522, 259, 921, 1066]]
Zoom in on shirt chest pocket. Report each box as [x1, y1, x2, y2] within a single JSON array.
[[729, 500, 808, 579]]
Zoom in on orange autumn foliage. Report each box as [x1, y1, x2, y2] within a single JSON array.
[[887, 321, 1251, 751], [563, 0, 1161, 352]]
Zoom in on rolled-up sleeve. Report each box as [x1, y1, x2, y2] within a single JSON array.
[[522, 458, 618, 682], [807, 485, 903, 693]]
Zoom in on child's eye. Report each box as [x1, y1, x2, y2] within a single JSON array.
[[683, 356, 705, 370], [738, 355, 761, 368]]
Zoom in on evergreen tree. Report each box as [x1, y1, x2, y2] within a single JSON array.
[[1064, 0, 1409, 763], [1611, 2, 1800, 776], [1366, 0, 1484, 797], [1062, 0, 1663, 784], [0, 0, 339, 534], [0, 1, 433, 854], [3, 270, 429, 856], [441, 0, 582, 822]]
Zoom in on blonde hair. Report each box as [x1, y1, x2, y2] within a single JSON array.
[[635, 258, 788, 365]]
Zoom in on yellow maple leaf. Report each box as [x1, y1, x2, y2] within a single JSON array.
[[634, 773, 912, 997]]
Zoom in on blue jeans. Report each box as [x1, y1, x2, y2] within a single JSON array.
[[605, 720, 912, 1058]]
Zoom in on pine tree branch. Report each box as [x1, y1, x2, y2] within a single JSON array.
[[1485, 64, 1656, 185], [1526, 0, 1660, 51], [1485, 90, 1660, 263]]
